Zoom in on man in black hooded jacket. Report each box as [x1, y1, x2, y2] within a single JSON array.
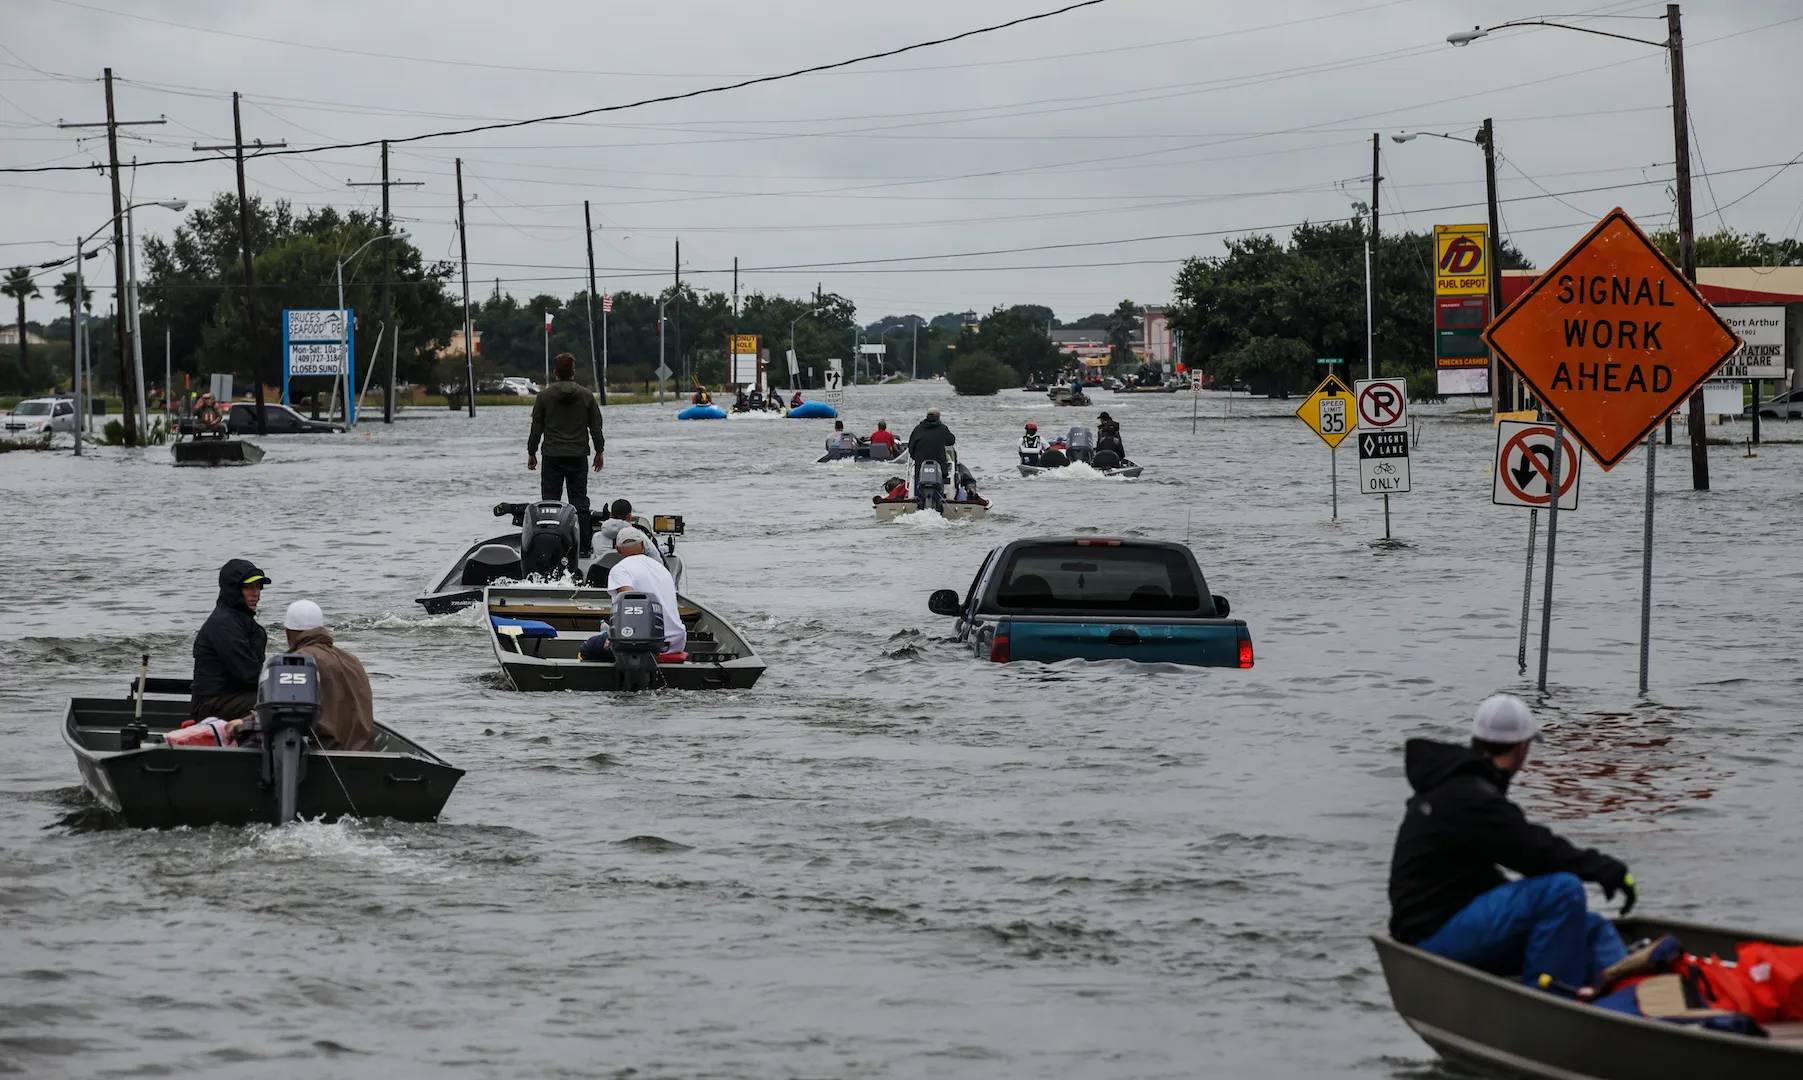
[[190, 559, 271, 720], [1388, 694, 1634, 991]]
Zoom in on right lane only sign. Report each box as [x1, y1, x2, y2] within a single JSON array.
[[1493, 420, 1582, 511]]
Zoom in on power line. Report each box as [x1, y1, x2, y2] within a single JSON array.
[[0, 1, 1111, 173]]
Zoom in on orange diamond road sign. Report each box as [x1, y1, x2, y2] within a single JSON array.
[[1483, 207, 1742, 470]]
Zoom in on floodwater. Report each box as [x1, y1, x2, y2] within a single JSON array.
[[2, 383, 1800, 1079]]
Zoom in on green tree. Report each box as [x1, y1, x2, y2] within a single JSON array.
[[1651, 227, 1803, 267], [946, 351, 1013, 395], [1104, 299, 1139, 368], [952, 305, 1061, 378], [3, 266, 41, 385]]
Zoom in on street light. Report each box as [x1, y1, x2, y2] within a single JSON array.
[[790, 308, 823, 388], [56, 199, 185, 455], [1446, 4, 1708, 490], [335, 231, 408, 427], [1390, 122, 1508, 417]]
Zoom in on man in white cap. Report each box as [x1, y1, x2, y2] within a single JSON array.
[[281, 599, 376, 751], [605, 528, 685, 654], [1387, 694, 1634, 993]]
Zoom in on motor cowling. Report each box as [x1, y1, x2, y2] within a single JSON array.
[[520, 501, 580, 579], [916, 459, 946, 510], [254, 653, 321, 734], [609, 591, 665, 692]]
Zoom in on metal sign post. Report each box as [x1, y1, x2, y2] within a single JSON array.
[[1295, 374, 1354, 522], [1639, 431, 1656, 694], [1518, 509, 1538, 673], [1536, 422, 1564, 693]]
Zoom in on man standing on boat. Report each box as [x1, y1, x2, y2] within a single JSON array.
[[1388, 695, 1635, 991], [906, 409, 955, 486], [527, 352, 604, 555], [190, 559, 271, 721], [280, 600, 376, 752]]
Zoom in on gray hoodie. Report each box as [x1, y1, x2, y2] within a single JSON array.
[[528, 380, 604, 458]]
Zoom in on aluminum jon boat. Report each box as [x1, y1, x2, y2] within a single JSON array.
[[1372, 916, 1803, 1079], [63, 677, 462, 828], [484, 584, 764, 691]]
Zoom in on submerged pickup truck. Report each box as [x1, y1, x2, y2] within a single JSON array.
[[927, 537, 1252, 667]]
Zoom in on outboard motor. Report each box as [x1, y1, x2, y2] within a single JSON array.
[[1065, 427, 1095, 464], [520, 501, 580, 580], [244, 653, 320, 826], [915, 459, 947, 513], [609, 591, 666, 692]]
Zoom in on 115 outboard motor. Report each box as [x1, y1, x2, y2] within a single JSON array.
[[243, 653, 320, 826], [520, 501, 581, 580], [915, 459, 947, 513], [609, 591, 666, 692]]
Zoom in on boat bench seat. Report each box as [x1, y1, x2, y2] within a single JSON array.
[[491, 616, 558, 638]]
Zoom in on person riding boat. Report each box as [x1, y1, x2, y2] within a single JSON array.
[[585, 527, 686, 656], [1389, 695, 1635, 993], [826, 420, 859, 453], [952, 462, 988, 506], [790, 391, 804, 409], [734, 389, 749, 412], [1096, 411, 1125, 458], [906, 409, 955, 489], [691, 385, 713, 406], [872, 476, 909, 504], [748, 387, 765, 411], [1018, 421, 1044, 463], [193, 391, 224, 432], [279, 600, 376, 751], [867, 420, 897, 455], [527, 352, 605, 556], [190, 559, 271, 721], [597, 498, 667, 568]]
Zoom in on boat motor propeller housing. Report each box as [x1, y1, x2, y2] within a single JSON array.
[[609, 591, 666, 692], [520, 501, 581, 580], [248, 653, 320, 826], [916, 459, 947, 512]]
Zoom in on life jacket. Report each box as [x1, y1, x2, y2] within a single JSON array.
[[1683, 945, 1803, 1022]]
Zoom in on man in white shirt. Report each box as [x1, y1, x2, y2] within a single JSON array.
[[605, 527, 686, 654]]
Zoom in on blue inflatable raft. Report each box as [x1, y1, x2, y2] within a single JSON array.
[[678, 404, 727, 420], [787, 401, 838, 419]]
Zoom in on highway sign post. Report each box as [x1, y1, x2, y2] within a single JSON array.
[[1295, 374, 1355, 521], [1484, 207, 1742, 693], [1355, 377, 1408, 539], [1494, 419, 1582, 674], [824, 358, 844, 409]]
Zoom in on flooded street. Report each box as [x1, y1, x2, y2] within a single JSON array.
[[3, 383, 1800, 1078]]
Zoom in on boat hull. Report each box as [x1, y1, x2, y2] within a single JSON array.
[[64, 696, 461, 829], [874, 501, 988, 521], [1017, 463, 1141, 478], [1373, 918, 1803, 1080], [172, 439, 264, 466], [416, 531, 685, 614]]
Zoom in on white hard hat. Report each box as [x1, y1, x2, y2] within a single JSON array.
[[283, 599, 326, 631], [1472, 694, 1542, 744]]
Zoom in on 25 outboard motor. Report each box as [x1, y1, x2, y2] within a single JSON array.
[[915, 459, 947, 512], [609, 591, 666, 692], [520, 501, 580, 580], [246, 653, 320, 826]]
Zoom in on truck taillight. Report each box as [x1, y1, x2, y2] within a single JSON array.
[[1074, 538, 1122, 547], [989, 623, 1011, 663], [1236, 633, 1254, 669]]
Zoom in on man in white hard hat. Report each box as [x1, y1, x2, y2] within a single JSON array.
[[1387, 694, 1635, 993], [281, 599, 376, 751]]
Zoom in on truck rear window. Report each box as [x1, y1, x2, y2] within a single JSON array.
[[994, 544, 1203, 614]]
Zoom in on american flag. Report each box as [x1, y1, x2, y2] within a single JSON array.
[[601, 293, 613, 314]]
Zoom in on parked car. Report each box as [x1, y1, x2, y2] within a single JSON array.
[[224, 402, 343, 434], [499, 377, 541, 396], [927, 537, 1253, 667], [1744, 387, 1803, 420], [4, 397, 78, 435]]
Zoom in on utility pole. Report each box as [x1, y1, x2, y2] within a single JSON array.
[[59, 69, 165, 445], [347, 140, 420, 423], [1667, 3, 1707, 490], [1476, 117, 1506, 417], [583, 200, 604, 404], [1369, 132, 1382, 379], [192, 92, 284, 436], [673, 238, 681, 391], [456, 158, 475, 417]]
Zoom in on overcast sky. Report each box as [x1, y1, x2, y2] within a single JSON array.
[[4, 0, 1802, 329]]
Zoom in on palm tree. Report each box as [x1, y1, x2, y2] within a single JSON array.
[[1104, 298, 1140, 370], [52, 272, 92, 381], [2, 266, 41, 378]]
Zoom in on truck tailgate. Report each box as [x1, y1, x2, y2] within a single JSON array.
[[1005, 618, 1248, 667]]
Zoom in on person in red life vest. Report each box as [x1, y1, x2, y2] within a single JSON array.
[[790, 391, 803, 408], [868, 420, 898, 453], [1388, 695, 1635, 992], [871, 476, 909, 504]]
